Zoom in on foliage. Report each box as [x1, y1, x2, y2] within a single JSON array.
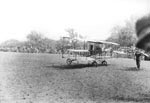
[[65, 28, 78, 49], [26, 31, 57, 53], [0, 31, 57, 53], [107, 19, 137, 47], [0, 39, 22, 47], [65, 28, 86, 49], [0, 28, 86, 53], [55, 28, 85, 53], [55, 37, 71, 53]]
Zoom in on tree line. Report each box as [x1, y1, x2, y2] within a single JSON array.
[[0, 29, 86, 53], [107, 18, 137, 47], [0, 18, 137, 53]]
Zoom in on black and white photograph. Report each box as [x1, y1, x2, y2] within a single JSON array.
[[0, 0, 150, 103]]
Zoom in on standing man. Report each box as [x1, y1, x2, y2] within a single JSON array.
[[134, 49, 142, 70]]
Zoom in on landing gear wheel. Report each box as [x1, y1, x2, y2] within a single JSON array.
[[66, 59, 72, 65], [102, 60, 107, 66], [92, 61, 97, 67]]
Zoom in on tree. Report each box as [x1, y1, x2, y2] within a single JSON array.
[[26, 31, 44, 45], [107, 19, 137, 47], [0, 39, 21, 47], [26, 31, 57, 53], [65, 28, 78, 49], [65, 28, 85, 49]]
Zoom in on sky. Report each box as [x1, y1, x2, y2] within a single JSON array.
[[0, 0, 149, 43]]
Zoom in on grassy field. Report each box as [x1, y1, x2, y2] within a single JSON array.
[[0, 52, 150, 103]]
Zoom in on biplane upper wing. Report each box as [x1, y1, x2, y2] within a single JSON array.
[[87, 40, 104, 44], [87, 40, 120, 46], [102, 41, 120, 46]]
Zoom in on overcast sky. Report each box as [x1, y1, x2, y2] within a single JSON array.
[[0, 0, 149, 43]]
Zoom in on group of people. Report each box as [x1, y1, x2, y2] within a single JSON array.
[[134, 14, 150, 70]]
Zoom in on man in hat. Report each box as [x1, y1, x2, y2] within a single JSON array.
[[135, 14, 150, 52], [134, 49, 142, 70]]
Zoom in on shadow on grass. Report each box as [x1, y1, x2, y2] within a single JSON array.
[[121, 67, 143, 71], [112, 94, 150, 102], [46, 64, 109, 69]]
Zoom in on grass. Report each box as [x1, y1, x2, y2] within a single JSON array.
[[0, 52, 150, 103]]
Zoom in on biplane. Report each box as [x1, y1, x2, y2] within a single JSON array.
[[64, 40, 120, 66]]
